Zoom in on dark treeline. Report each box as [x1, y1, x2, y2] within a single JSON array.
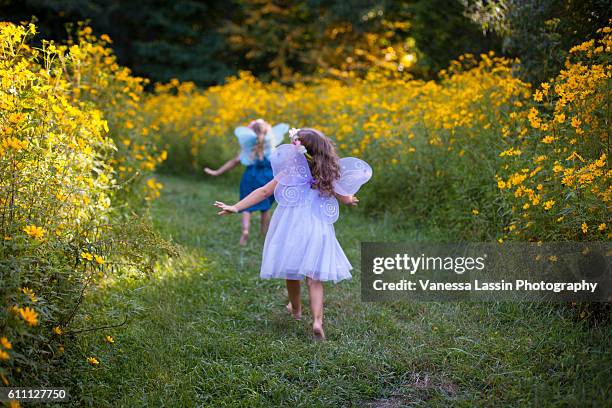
[[2, 0, 609, 85]]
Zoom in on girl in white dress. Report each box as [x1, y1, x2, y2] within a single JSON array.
[[214, 128, 372, 340]]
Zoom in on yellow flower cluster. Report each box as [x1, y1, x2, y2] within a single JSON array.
[[144, 52, 528, 172], [1, 23, 117, 246], [497, 25, 611, 240], [0, 23, 165, 384], [66, 25, 168, 190]]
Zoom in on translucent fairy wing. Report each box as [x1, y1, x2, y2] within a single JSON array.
[[312, 194, 340, 224], [269, 123, 289, 147], [333, 157, 373, 196], [235, 126, 257, 165], [270, 144, 312, 186]]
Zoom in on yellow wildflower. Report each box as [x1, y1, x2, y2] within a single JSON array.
[[554, 113, 566, 123], [541, 135, 555, 144], [87, 357, 100, 366], [19, 307, 38, 326], [0, 337, 11, 349], [22, 225, 45, 240], [21, 287, 37, 303], [81, 252, 94, 261], [533, 89, 543, 102]]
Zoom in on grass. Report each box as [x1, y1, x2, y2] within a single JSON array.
[[62, 174, 611, 407]]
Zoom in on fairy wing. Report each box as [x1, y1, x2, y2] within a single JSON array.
[[269, 123, 289, 147], [270, 148, 372, 222], [333, 157, 373, 196], [263, 123, 289, 159], [312, 157, 372, 224], [235, 126, 257, 166], [270, 144, 312, 185], [270, 144, 312, 207], [311, 194, 340, 224]]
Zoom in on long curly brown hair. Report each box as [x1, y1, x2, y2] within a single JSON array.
[[297, 128, 341, 196]]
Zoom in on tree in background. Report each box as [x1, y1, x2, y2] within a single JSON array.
[[409, 0, 502, 76], [1, 0, 237, 85], [3, 0, 608, 84], [222, 0, 499, 80], [3, 0, 495, 83], [220, 0, 420, 81], [463, 0, 611, 84]]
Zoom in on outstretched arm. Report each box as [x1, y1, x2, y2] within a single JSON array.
[[335, 193, 359, 206], [204, 154, 241, 176], [215, 179, 278, 215]]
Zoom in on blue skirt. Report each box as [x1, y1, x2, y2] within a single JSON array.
[[239, 159, 275, 213]]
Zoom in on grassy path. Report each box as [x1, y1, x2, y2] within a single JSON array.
[[67, 175, 610, 407]]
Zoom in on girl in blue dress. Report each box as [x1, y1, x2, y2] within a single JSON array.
[[205, 119, 288, 245]]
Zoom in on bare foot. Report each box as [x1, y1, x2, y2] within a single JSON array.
[[312, 322, 325, 341], [239, 230, 249, 246], [285, 303, 301, 320]]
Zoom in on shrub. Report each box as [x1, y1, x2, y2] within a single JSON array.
[[0, 23, 171, 386]]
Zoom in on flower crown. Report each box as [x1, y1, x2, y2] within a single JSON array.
[[289, 128, 313, 160]]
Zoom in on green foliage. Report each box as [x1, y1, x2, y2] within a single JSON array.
[[464, 0, 612, 84], [2, 0, 238, 85], [2, 0, 504, 82], [409, 0, 502, 76], [4, 0, 609, 85]]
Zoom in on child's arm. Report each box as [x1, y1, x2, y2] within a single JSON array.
[[204, 154, 241, 176], [335, 193, 359, 206], [215, 179, 278, 215]]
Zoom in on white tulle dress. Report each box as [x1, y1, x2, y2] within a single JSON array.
[[260, 144, 372, 283]]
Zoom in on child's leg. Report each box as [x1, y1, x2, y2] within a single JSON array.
[[285, 279, 301, 320], [240, 212, 251, 245], [260, 210, 271, 236], [306, 278, 325, 340]]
